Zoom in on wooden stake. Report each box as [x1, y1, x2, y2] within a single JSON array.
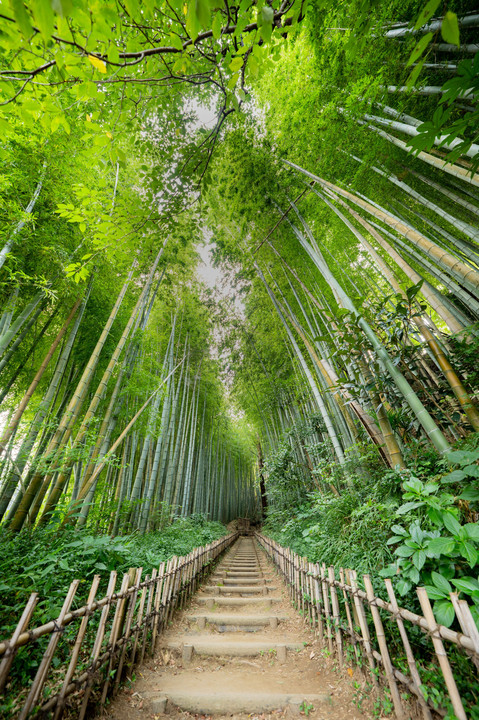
[[0, 593, 37, 692], [416, 587, 467, 720]]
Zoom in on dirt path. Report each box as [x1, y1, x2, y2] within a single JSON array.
[[101, 537, 368, 720]]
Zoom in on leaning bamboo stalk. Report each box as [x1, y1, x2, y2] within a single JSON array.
[[416, 587, 467, 720], [364, 575, 405, 718], [19, 580, 79, 720], [0, 593, 37, 691]]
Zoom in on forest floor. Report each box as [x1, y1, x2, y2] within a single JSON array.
[[99, 537, 376, 720]]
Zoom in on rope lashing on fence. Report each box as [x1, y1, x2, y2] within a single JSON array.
[[255, 532, 477, 720], [0, 531, 238, 719]]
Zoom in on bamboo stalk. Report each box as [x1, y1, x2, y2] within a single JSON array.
[[348, 570, 379, 689]]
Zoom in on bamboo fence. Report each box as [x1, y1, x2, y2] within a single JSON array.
[[0, 531, 237, 719], [256, 533, 479, 720]]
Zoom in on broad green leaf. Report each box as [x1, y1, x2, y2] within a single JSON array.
[[424, 584, 447, 600], [412, 549, 426, 570], [431, 571, 452, 594], [427, 536, 455, 555], [452, 577, 479, 594], [442, 512, 461, 536], [464, 523, 479, 541], [212, 12, 222, 39], [414, 0, 441, 30], [10, 0, 33, 38], [51, 0, 73, 15], [460, 541, 478, 567], [406, 32, 433, 67], [169, 33, 183, 50], [261, 5, 274, 25], [391, 524, 408, 536], [396, 500, 424, 515], [88, 55, 107, 73], [433, 600, 455, 627], [395, 545, 414, 557], [32, 0, 54, 40], [441, 469, 467, 483], [229, 57, 243, 72], [459, 488, 479, 502], [441, 11, 459, 47]]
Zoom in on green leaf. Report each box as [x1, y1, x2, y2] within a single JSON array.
[[395, 545, 414, 557], [169, 34, 183, 51], [431, 571, 452, 594], [414, 0, 441, 30], [427, 536, 455, 555], [441, 469, 467, 483], [441, 11, 459, 47], [424, 584, 447, 600], [459, 488, 479, 502], [433, 600, 455, 627], [261, 6, 274, 25], [406, 32, 433, 67], [396, 501, 424, 515], [32, 0, 54, 40], [442, 512, 461, 536], [406, 57, 426, 89], [460, 541, 478, 567], [212, 12, 222, 39], [229, 57, 243, 73], [452, 577, 479, 594], [464, 523, 479, 541], [10, 0, 33, 38], [51, 0, 73, 15], [412, 549, 426, 570], [391, 524, 408, 536]]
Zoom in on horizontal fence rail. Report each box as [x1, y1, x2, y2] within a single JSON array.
[[256, 533, 479, 720], [0, 532, 237, 719]]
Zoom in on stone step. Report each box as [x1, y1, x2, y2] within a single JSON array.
[[187, 613, 287, 630], [166, 636, 305, 658], [196, 596, 281, 608], [210, 577, 273, 585], [203, 585, 275, 595], [145, 690, 330, 715]]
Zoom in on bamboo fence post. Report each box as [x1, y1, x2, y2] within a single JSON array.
[[384, 579, 432, 720], [313, 563, 324, 640], [450, 592, 479, 671], [307, 562, 315, 627], [150, 565, 163, 653], [140, 570, 157, 664], [100, 572, 131, 705], [0, 592, 37, 692], [19, 580, 79, 720], [349, 570, 379, 689], [339, 568, 361, 667], [363, 574, 405, 717], [53, 575, 101, 720], [131, 574, 149, 665], [328, 566, 343, 667], [78, 571, 117, 720], [417, 587, 467, 720], [320, 564, 333, 655], [114, 567, 143, 693]]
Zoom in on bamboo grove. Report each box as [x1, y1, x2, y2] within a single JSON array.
[[0, 0, 479, 633]]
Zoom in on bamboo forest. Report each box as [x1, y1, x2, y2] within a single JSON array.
[[0, 0, 479, 718]]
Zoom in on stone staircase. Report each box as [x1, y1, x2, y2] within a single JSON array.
[[140, 536, 334, 717]]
